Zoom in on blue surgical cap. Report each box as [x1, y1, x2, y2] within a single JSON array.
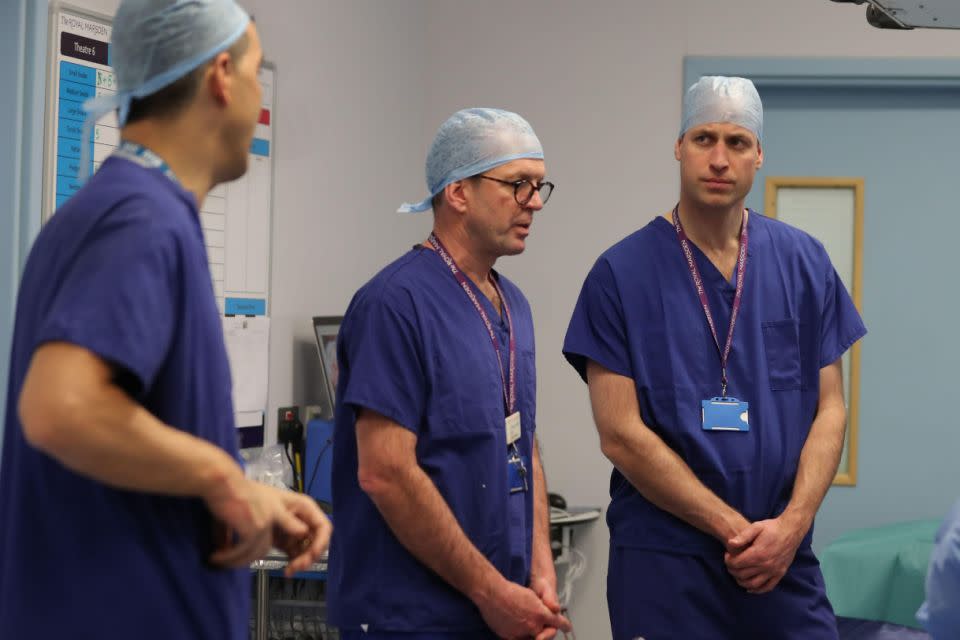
[[398, 107, 544, 213], [79, 0, 250, 179], [680, 76, 763, 142]]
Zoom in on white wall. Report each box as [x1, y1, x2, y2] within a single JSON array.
[[240, 0, 429, 442], [421, 2, 959, 636]]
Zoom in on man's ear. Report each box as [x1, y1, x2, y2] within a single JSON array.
[[755, 140, 764, 170], [206, 51, 234, 106], [443, 180, 470, 215], [674, 136, 683, 161]]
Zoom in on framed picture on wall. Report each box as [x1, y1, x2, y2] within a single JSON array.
[[312, 316, 343, 420], [765, 177, 864, 486]]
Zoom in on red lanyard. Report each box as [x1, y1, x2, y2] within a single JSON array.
[[671, 206, 748, 397], [428, 233, 516, 416]]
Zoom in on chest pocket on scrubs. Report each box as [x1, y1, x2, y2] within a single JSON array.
[[431, 345, 500, 433], [762, 319, 802, 391]]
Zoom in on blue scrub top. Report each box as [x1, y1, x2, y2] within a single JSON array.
[[0, 157, 247, 639], [328, 247, 536, 633], [918, 499, 960, 638], [564, 212, 866, 554]]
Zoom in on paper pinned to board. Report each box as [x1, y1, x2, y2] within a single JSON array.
[[222, 315, 270, 428]]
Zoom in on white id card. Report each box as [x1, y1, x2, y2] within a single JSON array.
[[505, 411, 521, 445]]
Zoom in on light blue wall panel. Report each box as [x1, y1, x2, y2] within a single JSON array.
[[0, 0, 48, 464]]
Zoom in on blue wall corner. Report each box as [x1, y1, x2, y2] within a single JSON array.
[[0, 0, 48, 466]]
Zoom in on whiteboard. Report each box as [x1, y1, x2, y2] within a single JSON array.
[[43, 2, 276, 317]]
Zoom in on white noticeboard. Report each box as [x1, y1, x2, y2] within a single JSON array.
[[43, 4, 276, 436]]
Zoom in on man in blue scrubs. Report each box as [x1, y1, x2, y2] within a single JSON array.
[[564, 76, 867, 639], [0, 2, 329, 638], [918, 499, 960, 639], [329, 108, 571, 639]]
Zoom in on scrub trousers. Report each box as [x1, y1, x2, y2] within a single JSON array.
[[607, 545, 838, 640]]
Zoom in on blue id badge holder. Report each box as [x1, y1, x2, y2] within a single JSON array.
[[507, 449, 529, 494], [702, 397, 749, 432], [506, 412, 528, 494]]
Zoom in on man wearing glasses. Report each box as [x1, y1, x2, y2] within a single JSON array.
[[564, 77, 866, 639], [329, 108, 571, 639]]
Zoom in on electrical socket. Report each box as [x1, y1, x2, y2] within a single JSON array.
[[277, 405, 300, 445]]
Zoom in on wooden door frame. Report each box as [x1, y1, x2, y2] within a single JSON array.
[[766, 177, 865, 485]]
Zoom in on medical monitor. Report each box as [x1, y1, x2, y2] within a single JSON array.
[[312, 316, 343, 419]]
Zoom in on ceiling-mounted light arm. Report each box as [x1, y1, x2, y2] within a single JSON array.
[[830, 0, 960, 29], [865, 2, 913, 29]]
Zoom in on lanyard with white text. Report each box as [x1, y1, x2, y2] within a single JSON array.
[[671, 205, 748, 397], [112, 140, 180, 186], [428, 233, 516, 417]]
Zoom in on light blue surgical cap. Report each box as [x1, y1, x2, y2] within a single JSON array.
[[680, 76, 763, 142], [79, 0, 250, 179], [398, 107, 544, 213]]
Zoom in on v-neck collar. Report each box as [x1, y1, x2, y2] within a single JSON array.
[[421, 244, 507, 323], [655, 209, 759, 290]]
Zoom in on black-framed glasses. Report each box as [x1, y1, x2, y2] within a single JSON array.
[[478, 175, 555, 206]]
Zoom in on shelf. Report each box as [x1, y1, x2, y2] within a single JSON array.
[[550, 507, 602, 526], [251, 550, 328, 573]]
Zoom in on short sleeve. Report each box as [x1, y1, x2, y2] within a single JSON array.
[[340, 288, 427, 434], [562, 257, 632, 383], [35, 211, 178, 396], [819, 258, 867, 368]]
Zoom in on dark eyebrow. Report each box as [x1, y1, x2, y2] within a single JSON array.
[[502, 173, 547, 182]]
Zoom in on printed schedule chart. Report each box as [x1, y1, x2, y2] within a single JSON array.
[[46, 7, 276, 315], [53, 15, 116, 210]]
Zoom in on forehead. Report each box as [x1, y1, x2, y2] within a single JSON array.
[[246, 22, 263, 55], [486, 158, 546, 179], [684, 121, 757, 141]]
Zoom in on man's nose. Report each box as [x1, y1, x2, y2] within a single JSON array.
[[709, 144, 730, 171]]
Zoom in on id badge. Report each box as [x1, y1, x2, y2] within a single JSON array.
[[505, 411, 521, 445], [701, 397, 749, 432], [507, 452, 529, 494]]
